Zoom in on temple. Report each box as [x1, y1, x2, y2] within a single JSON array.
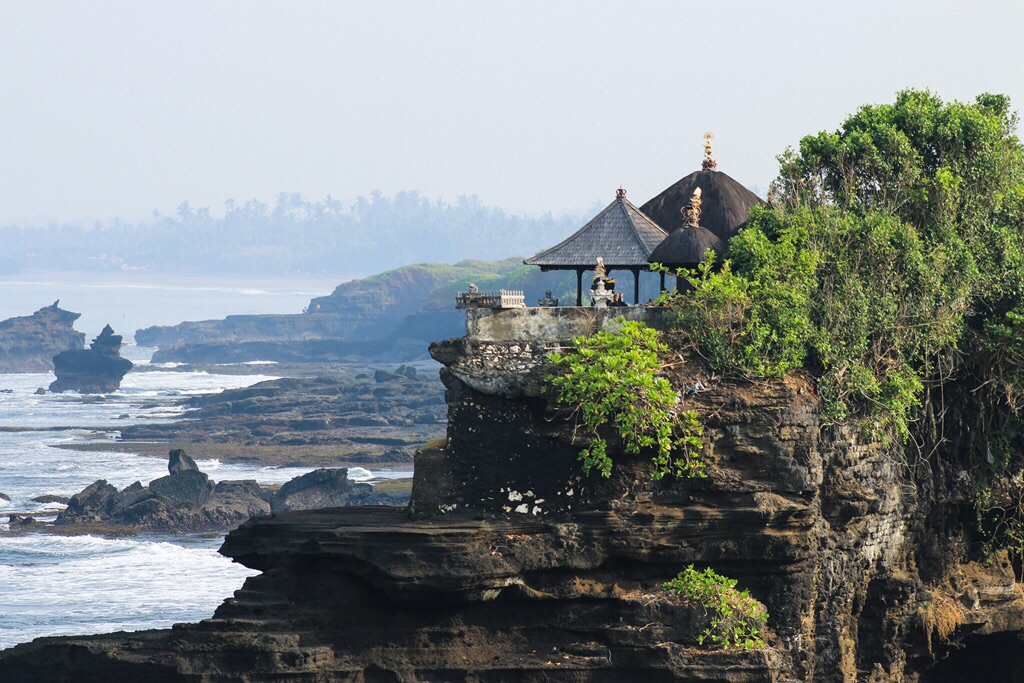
[[520, 135, 764, 303]]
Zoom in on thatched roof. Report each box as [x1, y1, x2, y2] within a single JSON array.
[[639, 169, 764, 243], [524, 190, 668, 270], [647, 224, 725, 268]]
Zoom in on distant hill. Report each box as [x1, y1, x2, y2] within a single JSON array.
[[138, 257, 664, 363]]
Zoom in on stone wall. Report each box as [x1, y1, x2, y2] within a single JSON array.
[[464, 306, 671, 342]]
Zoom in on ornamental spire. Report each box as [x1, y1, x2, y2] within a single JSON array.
[[681, 187, 702, 227], [615, 186, 627, 201], [702, 132, 717, 171]]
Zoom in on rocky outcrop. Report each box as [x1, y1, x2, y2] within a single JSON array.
[[53, 452, 395, 533], [4, 310, 1022, 681], [269, 468, 372, 512], [48, 324, 133, 393], [0, 302, 85, 373]]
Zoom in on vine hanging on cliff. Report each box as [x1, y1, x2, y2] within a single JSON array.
[[545, 319, 704, 479]]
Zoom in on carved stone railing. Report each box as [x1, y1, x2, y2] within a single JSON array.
[[455, 289, 525, 310]]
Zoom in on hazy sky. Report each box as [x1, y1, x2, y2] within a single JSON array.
[[2, 1, 1022, 224]]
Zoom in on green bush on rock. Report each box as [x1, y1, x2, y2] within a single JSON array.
[[545, 319, 704, 479], [663, 565, 768, 650]]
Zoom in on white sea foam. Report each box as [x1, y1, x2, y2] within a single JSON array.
[[0, 534, 258, 649], [0, 364, 413, 650]]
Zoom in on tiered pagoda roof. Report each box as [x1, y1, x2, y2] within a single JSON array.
[[524, 188, 667, 271]]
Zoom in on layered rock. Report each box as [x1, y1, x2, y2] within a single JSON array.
[[48, 324, 133, 393], [3, 308, 1023, 681], [0, 302, 85, 373]]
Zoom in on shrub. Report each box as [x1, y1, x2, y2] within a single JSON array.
[[545, 319, 704, 479], [663, 565, 768, 650]]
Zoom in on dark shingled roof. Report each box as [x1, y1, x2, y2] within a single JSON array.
[[648, 224, 725, 268], [640, 169, 765, 243], [524, 193, 668, 270]]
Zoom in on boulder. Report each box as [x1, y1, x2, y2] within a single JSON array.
[[374, 368, 402, 383], [149, 471, 213, 510], [8, 514, 37, 526], [167, 449, 199, 474], [61, 480, 118, 519], [270, 468, 372, 512], [30, 494, 69, 505]]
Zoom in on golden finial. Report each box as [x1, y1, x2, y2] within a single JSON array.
[[702, 132, 717, 171], [615, 186, 627, 201]]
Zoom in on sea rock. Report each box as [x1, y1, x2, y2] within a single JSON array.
[[0, 492, 10, 502], [148, 470, 213, 510], [167, 448, 199, 474], [116, 374, 445, 459], [0, 302, 86, 373], [8, 514, 37, 526], [48, 324, 133, 394], [270, 468, 372, 512], [30, 494, 69, 505], [52, 452, 394, 534]]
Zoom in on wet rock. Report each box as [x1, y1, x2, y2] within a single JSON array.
[[167, 448, 199, 474], [0, 492, 9, 502], [30, 494, 69, 505], [270, 468, 372, 513], [48, 325, 133, 394], [8, 514, 36, 526]]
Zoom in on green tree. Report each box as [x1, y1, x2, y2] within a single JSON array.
[[665, 89, 1024, 440]]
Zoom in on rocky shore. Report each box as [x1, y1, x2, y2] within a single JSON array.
[[113, 364, 446, 466], [42, 449, 406, 534], [2, 309, 1021, 681]]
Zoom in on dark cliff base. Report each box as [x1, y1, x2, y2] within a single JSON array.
[[3, 327, 1024, 681]]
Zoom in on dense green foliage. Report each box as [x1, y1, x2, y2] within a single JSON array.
[[662, 90, 1024, 442], [663, 565, 768, 649], [546, 320, 704, 479]]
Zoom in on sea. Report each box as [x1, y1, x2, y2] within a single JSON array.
[[0, 273, 414, 650]]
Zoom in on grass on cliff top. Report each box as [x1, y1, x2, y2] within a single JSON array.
[[372, 477, 413, 493]]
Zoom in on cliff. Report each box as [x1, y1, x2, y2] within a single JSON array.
[[0, 302, 85, 373], [2, 309, 1020, 681]]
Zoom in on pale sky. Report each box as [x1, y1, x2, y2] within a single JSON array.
[[2, 0, 1022, 224]]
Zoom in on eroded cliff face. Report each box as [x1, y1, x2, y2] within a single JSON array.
[[2, 309, 1022, 682], [0, 302, 85, 373]]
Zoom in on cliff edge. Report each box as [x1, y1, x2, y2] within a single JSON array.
[[2, 309, 1021, 682]]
